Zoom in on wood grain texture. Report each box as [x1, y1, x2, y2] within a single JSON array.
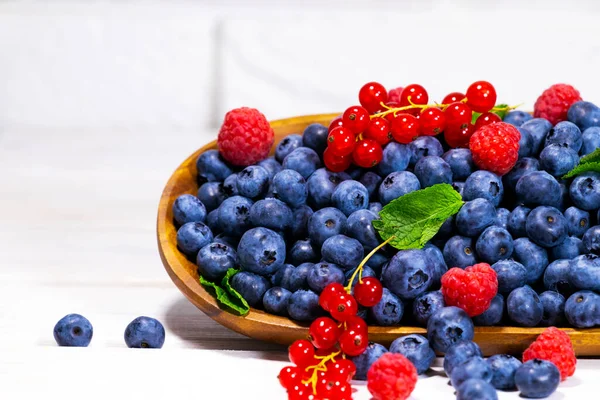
[[157, 113, 600, 356]]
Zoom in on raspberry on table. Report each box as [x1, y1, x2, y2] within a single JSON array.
[[367, 353, 418, 400], [523, 326, 576, 381], [534, 83, 582, 125], [441, 263, 498, 317], [469, 122, 520, 176]]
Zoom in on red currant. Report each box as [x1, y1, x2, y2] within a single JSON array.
[[278, 365, 301, 388], [328, 116, 344, 132], [353, 277, 384, 307], [399, 84, 429, 115], [327, 126, 356, 157], [352, 139, 383, 168], [344, 315, 368, 334], [323, 147, 351, 172], [474, 111, 502, 131], [288, 339, 316, 367], [444, 102, 472, 131], [359, 82, 388, 114], [342, 105, 370, 134], [390, 113, 420, 144], [444, 124, 474, 148], [329, 292, 358, 322], [419, 107, 446, 136], [317, 379, 349, 400], [329, 359, 357, 383], [383, 101, 401, 122], [319, 283, 346, 312], [287, 382, 314, 400], [339, 327, 368, 356], [332, 383, 353, 400], [466, 81, 497, 113], [364, 118, 391, 145], [442, 92, 466, 104], [308, 317, 341, 349]]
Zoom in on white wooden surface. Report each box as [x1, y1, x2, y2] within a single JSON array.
[[2, 1, 600, 399]]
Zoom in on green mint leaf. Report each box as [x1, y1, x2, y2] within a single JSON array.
[[199, 269, 249, 316], [373, 183, 464, 250], [492, 104, 509, 120], [471, 112, 481, 125], [579, 148, 600, 165], [562, 161, 600, 179]]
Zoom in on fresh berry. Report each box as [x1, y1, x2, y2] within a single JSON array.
[[390, 113, 420, 144], [339, 326, 368, 356], [323, 147, 352, 172], [288, 289, 323, 322], [515, 170, 561, 208], [330, 358, 357, 382], [443, 340, 482, 376], [474, 112, 501, 131], [354, 277, 384, 307], [475, 226, 514, 264], [423, 243, 449, 287], [503, 110, 533, 127], [278, 365, 301, 388], [352, 139, 383, 168], [330, 292, 358, 322], [427, 306, 475, 353], [196, 149, 234, 183], [249, 198, 293, 231], [288, 339, 316, 367], [515, 359, 560, 399], [176, 221, 214, 257], [329, 116, 344, 132], [197, 242, 237, 281], [399, 84, 429, 115], [466, 81, 497, 113], [321, 234, 364, 271], [534, 83, 582, 125], [473, 294, 505, 326], [564, 206, 590, 238], [414, 156, 453, 188], [124, 316, 165, 349], [369, 288, 404, 326], [412, 290, 445, 326], [445, 102, 472, 131], [442, 92, 466, 104], [456, 379, 498, 400], [568, 101, 600, 131], [546, 120, 583, 151], [263, 287, 292, 316], [455, 198, 496, 238], [389, 334, 436, 375], [443, 235, 477, 269], [491, 259, 526, 294], [283, 147, 322, 179], [351, 342, 388, 380], [525, 206, 568, 248], [308, 317, 341, 349], [359, 82, 388, 114], [217, 107, 274, 166], [378, 171, 421, 206], [343, 105, 370, 134], [569, 172, 600, 211], [442, 148, 475, 181], [445, 123, 475, 148], [53, 314, 93, 347], [307, 207, 348, 248], [382, 249, 434, 300], [523, 327, 576, 381], [565, 290, 600, 328], [302, 123, 329, 155], [367, 353, 417, 400], [319, 282, 346, 312], [419, 107, 446, 135], [346, 209, 380, 250], [487, 354, 522, 390], [365, 118, 392, 145], [331, 180, 370, 217], [272, 169, 308, 208], [469, 122, 520, 176], [327, 126, 356, 157], [507, 285, 543, 327], [538, 291, 566, 326], [307, 262, 345, 294], [409, 136, 444, 166], [230, 271, 270, 307], [539, 144, 579, 178], [450, 356, 493, 388], [378, 141, 411, 176], [172, 194, 207, 226], [387, 87, 404, 103], [275, 134, 303, 163], [441, 263, 498, 317]]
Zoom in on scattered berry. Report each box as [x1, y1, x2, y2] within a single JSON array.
[[354, 277, 384, 307], [124, 316, 165, 349], [359, 82, 388, 114], [469, 122, 520, 176], [53, 314, 93, 347], [534, 83, 582, 125], [523, 326, 576, 381], [308, 317, 341, 349], [342, 105, 370, 134], [367, 353, 417, 400], [515, 359, 560, 399]]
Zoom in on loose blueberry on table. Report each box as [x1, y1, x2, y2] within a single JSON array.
[[169, 80, 600, 399]]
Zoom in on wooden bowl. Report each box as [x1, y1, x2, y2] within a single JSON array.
[[157, 113, 600, 356]]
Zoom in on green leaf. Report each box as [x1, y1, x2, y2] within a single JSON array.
[[199, 268, 249, 316], [579, 148, 600, 165], [471, 112, 481, 125], [562, 161, 600, 179], [492, 104, 509, 120], [372, 183, 464, 250]]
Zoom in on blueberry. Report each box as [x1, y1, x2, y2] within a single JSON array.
[[368, 202, 383, 213], [172, 194, 207, 226], [346, 209, 380, 250], [176, 222, 214, 257], [196, 149, 233, 183], [369, 288, 404, 326], [197, 182, 226, 212], [331, 180, 369, 216], [412, 290, 445, 326], [515, 359, 560, 399], [345, 265, 376, 288], [388, 334, 434, 375], [197, 242, 236, 281], [307, 207, 347, 247], [124, 316, 165, 349], [235, 166, 269, 199], [503, 110, 533, 127], [507, 206, 531, 238], [503, 157, 540, 193], [302, 123, 329, 155], [275, 134, 303, 163], [442, 148, 475, 181], [409, 136, 444, 166], [258, 157, 282, 182], [211, 233, 239, 249], [487, 354, 522, 390], [351, 343, 388, 380], [345, 165, 363, 180], [581, 126, 600, 155], [282, 147, 321, 179], [383, 249, 434, 300], [306, 262, 345, 293], [223, 173, 239, 197], [564, 206, 590, 237], [271, 263, 295, 289], [289, 239, 318, 265], [456, 379, 498, 400], [515, 171, 561, 208], [494, 208, 510, 230], [456, 198, 496, 238], [539, 290, 566, 326], [569, 253, 600, 292], [206, 209, 220, 233], [237, 227, 286, 276], [473, 294, 504, 326], [443, 235, 477, 269], [247, 198, 293, 232], [512, 237, 549, 284], [546, 121, 582, 150], [321, 234, 364, 271], [565, 290, 600, 328], [507, 285, 543, 327], [423, 243, 448, 287], [551, 236, 584, 259], [519, 118, 553, 155], [306, 168, 350, 209], [452, 181, 465, 197], [359, 171, 382, 200], [378, 171, 421, 206], [414, 156, 453, 188], [539, 144, 579, 177], [525, 206, 568, 248], [583, 225, 600, 254], [262, 287, 292, 316], [475, 226, 513, 264], [464, 170, 504, 207], [517, 127, 534, 159], [217, 196, 254, 237], [427, 306, 474, 353], [568, 100, 600, 131], [543, 259, 574, 296], [377, 142, 411, 176], [230, 271, 271, 307], [443, 340, 482, 375], [491, 260, 526, 294], [450, 356, 493, 388], [288, 263, 313, 292], [557, 181, 570, 212], [53, 314, 93, 347], [272, 169, 308, 208], [287, 289, 322, 321], [569, 172, 600, 210], [290, 204, 313, 239]]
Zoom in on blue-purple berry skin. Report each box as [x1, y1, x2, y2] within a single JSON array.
[[475, 226, 514, 264], [331, 180, 369, 216], [568, 253, 600, 292], [507, 285, 543, 327], [262, 287, 292, 316], [369, 288, 404, 326], [427, 306, 475, 353], [288, 262, 313, 292], [450, 356, 493, 388], [306, 262, 345, 293], [456, 198, 496, 238], [491, 260, 526, 294], [275, 134, 303, 163], [443, 340, 482, 376], [545, 121, 583, 152], [515, 359, 560, 399], [307, 207, 348, 248], [463, 170, 504, 207], [512, 237, 549, 284], [197, 182, 226, 212], [564, 206, 590, 238], [197, 242, 237, 281], [487, 354, 522, 390], [581, 126, 600, 155], [473, 294, 505, 326], [551, 236, 584, 260], [543, 259, 574, 296], [282, 147, 322, 179], [539, 290, 566, 326], [525, 206, 568, 248], [124, 316, 165, 349], [321, 234, 364, 271], [54, 314, 93, 347], [456, 379, 498, 400], [287, 289, 323, 322], [389, 334, 435, 374], [351, 343, 388, 380], [412, 290, 445, 327], [302, 123, 329, 155], [346, 209, 380, 250], [306, 168, 350, 209], [383, 249, 434, 300], [504, 110, 533, 127], [565, 290, 600, 328], [289, 239, 318, 265], [173, 194, 207, 226], [176, 222, 214, 257], [230, 271, 271, 307], [236, 166, 270, 199], [377, 142, 411, 176], [443, 235, 477, 269], [583, 225, 600, 254]]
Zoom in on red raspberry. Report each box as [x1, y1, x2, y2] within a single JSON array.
[[441, 263, 498, 317], [469, 122, 520, 176], [367, 353, 417, 400], [217, 107, 274, 166], [388, 87, 404, 104], [523, 327, 576, 381], [534, 83, 582, 125]]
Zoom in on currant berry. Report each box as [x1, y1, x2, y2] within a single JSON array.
[[399, 84, 429, 115], [328, 116, 344, 133], [474, 111, 502, 131], [339, 327, 368, 356], [342, 105, 370, 134], [329, 292, 358, 321], [364, 118, 392, 145], [359, 82, 388, 114], [287, 382, 314, 400], [444, 124, 474, 148], [344, 315, 368, 334], [288, 339, 316, 367], [308, 317, 342, 349], [444, 102, 472, 131], [278, 365, 301, 388], [383, 101, 401, 122], [354, 277, 384, 307], [419, 107, 446, 136], [319, 283, 346, 312], [390, 113, 420, 144], [332, 383, 353, 400], [352, 139, 383, 168], [323, 147, 351, 172], [330, 359, 357, 383], [327, 126, 356, 157], [466, 81, 497, 113], [442, 92, 466, 104]]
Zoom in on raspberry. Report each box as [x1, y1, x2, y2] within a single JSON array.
[[367, 353, 417, 400], [523, 326, 576, 381], [388, 87, 404, 103], [441, 263, 498, 317], [469, 122, 520, 176], [217, 107, 274, 166], [534, 83, 582, 125]]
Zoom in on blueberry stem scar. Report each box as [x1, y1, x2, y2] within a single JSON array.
[[345, 236, 394, 292]]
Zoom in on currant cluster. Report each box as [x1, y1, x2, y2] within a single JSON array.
[[324, 80, 505, 172]]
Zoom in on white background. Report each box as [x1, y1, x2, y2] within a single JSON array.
[[1, 0, 600, 398]]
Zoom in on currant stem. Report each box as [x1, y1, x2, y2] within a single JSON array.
[[371, 100, 520, 119], [302, 350, 342, 394], [345, 236, 394, 292]]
